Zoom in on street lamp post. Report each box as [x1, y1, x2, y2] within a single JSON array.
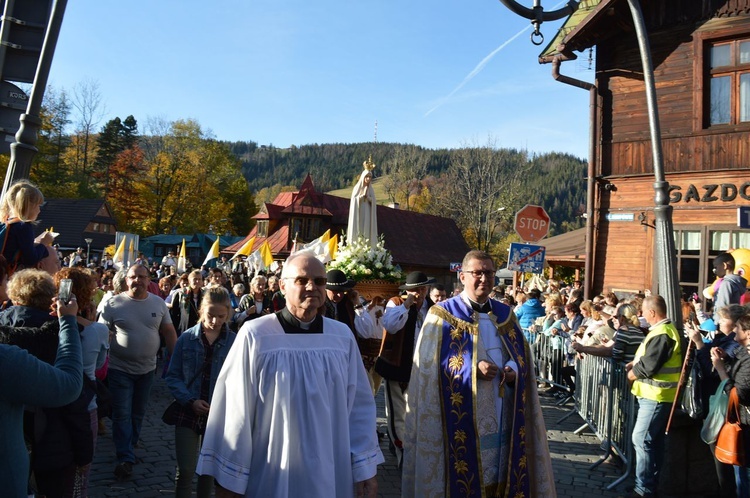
[[497, 0, 682, 323], [84, 238, 93, 266]]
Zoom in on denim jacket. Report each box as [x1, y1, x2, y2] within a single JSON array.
[[165, 322, 236, 406]]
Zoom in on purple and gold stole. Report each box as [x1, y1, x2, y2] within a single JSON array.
[[434, 297, 530, 498]]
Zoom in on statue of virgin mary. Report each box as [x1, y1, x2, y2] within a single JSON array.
[[347, 157, 378, 249]]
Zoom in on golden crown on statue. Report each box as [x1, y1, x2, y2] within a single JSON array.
[[363, 155, 376, 171]]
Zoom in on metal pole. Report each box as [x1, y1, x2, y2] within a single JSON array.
[[624, 0, 682, 325], [2, 0, 68, 198], [551, 57, 596, 300], [85, 237, 92, 266]]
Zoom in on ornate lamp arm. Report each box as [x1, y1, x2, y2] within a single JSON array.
[[497, 0, 579, 45]]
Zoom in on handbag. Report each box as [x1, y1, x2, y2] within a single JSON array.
[[701, 378, 730, 444], [161, 366, 203, 426], [680, 348, 704, 420], [715, 387, 745, 466], [161, 400, 183, 425]]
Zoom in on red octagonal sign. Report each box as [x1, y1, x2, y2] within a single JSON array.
[[514, 204, 550, 242]]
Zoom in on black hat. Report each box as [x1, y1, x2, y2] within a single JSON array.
[[399, 271, 436, 290], [326, 269, 356, 291]]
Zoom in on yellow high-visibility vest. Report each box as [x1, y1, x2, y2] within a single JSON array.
[[631, 321, 682, 402]]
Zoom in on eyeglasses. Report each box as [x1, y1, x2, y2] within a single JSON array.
[[462, 270, 495, 279], [284, 276, 327, 287]]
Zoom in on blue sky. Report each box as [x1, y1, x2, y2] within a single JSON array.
[[50, 0, 593, 158]]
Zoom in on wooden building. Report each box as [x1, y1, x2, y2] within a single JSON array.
[[540, 0, 750, 298], [224, 174, 469, 285], [33, 198, 117, 259]]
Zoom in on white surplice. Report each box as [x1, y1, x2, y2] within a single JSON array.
[[196, 314, 384, 497]]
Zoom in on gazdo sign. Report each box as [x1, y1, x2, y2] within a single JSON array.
[[669, 181, 750, 203]]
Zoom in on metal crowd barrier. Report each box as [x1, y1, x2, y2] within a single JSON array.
[[533, 332, 573, 406], [553, 353, 637, 491]]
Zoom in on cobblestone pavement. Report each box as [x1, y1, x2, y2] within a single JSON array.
[[88, 373, 633, 497]]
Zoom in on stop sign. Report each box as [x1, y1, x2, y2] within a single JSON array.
[[514, 204, 550, 242]]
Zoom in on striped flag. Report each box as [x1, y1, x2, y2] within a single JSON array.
[[248, 240, 274, 272], [231, 236, 255, 260], [112, 237, 127, 270], [177, 239, 187, 274], [202, 236, 221, 267], [327, 233, 339, 262]]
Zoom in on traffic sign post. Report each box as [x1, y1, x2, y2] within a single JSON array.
[[507, 242, 546, 274], [514, 204, 551, 242]]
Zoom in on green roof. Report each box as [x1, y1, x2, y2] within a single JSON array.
[[538, 0, 604, 63]]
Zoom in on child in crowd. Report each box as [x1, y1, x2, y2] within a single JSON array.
[[0, 180, 53, 273]]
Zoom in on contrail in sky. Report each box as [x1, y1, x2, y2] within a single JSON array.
[[426, 2, 566, 117]]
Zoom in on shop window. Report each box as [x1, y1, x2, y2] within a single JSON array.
[[674, 226, 750, 305], [155, 247, 164, 257], [674, 228, 702, 298], [707, 39, 750, 126]]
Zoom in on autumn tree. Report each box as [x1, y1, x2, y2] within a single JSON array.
[[32, 86, 74, 196], [66, 79, 104, 192], [107, 145, 149, 232], [134, 118, 255, 235], [382, 145, 429, 211], [432, 137, 529, 255], [94, 115, 138, 195]]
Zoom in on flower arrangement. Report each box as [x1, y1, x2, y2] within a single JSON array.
[[327, 234, 402, 282]]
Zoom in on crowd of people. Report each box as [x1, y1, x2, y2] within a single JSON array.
[[3, 179, 750, 497], [504, 251, 750, 498]]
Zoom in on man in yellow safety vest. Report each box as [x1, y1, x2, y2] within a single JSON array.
[[626, 295, 682, 498]]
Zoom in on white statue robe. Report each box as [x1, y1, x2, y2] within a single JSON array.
[[347, 172, 378, 248], [196, 314, 384, 497]]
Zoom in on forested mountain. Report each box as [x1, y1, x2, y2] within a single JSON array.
[[226, 141, 587, 238]]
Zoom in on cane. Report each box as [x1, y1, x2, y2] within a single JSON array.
[[665, 340, 695, 435]]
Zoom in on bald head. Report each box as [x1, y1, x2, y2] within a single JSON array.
[[36, 245, 61, 275]]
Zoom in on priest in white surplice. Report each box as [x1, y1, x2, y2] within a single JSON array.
[[196, 251, 384, 498]]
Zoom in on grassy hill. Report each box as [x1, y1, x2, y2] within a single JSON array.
[[326, 176, 391, 204]]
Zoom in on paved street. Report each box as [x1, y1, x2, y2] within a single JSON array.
[[88, 371, 634, 497]]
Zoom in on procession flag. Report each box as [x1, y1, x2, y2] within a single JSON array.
[[177, 239, 187, 274], [301, 229, 330, 252], [260, 240, 274, 267], [327, 233, 339, 262], [302, 229, 331, 261], [127, 238, 135, 267], [247, 240, 274, 272], [202, 236, 221, 267], [112, 237, 126, 270], [231, 236, 255, 260]]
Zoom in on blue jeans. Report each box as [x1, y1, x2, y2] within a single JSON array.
[[734, 465, 750, 497], [631, 397, 671, 496], [109, 368, 155, 463]]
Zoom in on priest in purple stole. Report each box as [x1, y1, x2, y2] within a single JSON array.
[[403, 250, 555, 497]]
